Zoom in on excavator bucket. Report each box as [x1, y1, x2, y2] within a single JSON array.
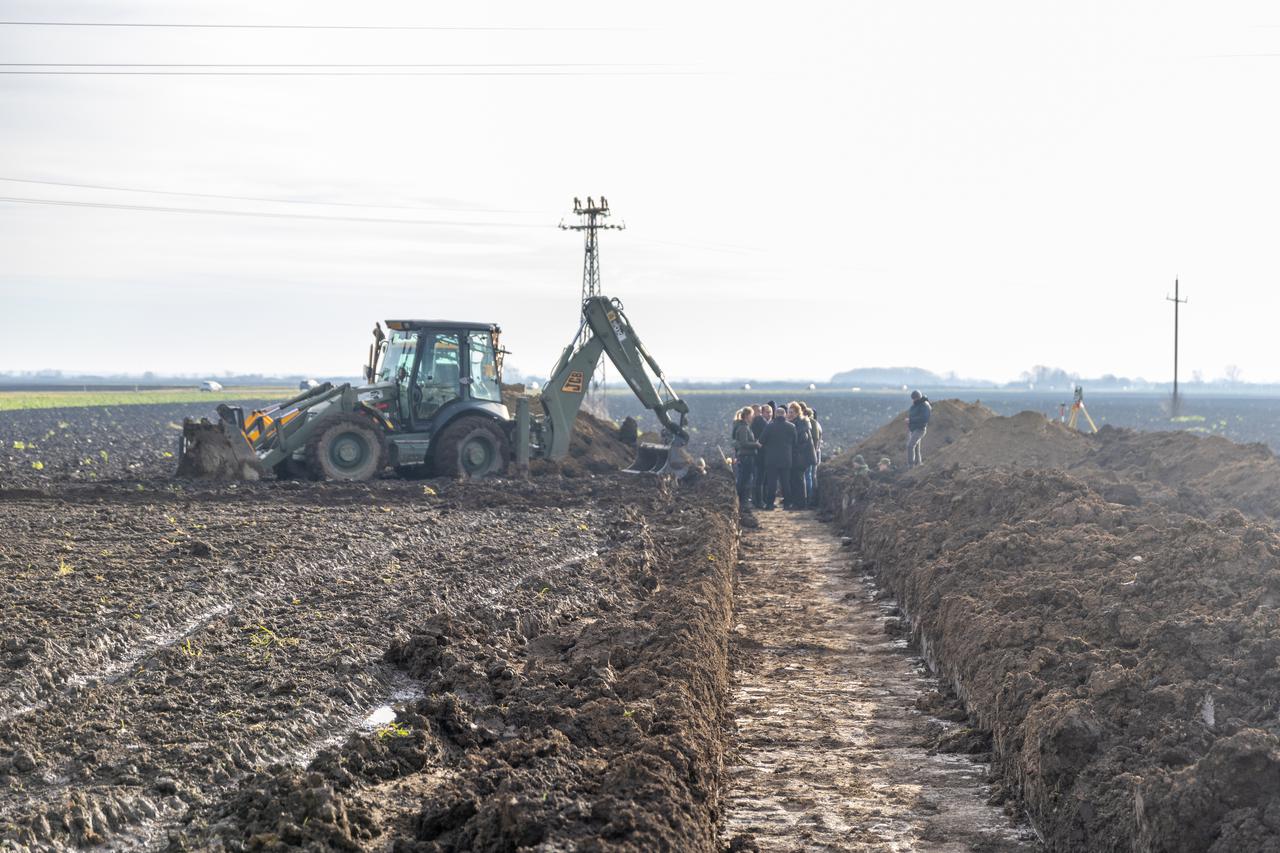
[[175, 415, 266, 481], [623, 436, 693, 478]]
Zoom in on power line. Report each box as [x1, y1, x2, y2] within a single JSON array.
[[0, 70, 695, 77], [0, 63, 664, 68], [0, 20, 627, 32], [0, 195, 545, 228], [0, 177, 536, 214]]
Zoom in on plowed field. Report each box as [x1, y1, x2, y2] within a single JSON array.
[[0, 416, 739, 850]]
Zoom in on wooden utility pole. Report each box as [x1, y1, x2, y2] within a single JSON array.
[[1166, 278, 1188, 413]]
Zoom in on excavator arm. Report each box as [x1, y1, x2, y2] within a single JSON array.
[[534, 295, 690, 472]]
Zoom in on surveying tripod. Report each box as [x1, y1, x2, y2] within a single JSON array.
[[1065, 386, 1098, 433]]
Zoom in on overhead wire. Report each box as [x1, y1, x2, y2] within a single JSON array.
[[0, 20, 628, 31], [0, 195, 545, 228], [0, 177, 539, 214], [0, 70, 701, 76], [0, 63, 667, 68]]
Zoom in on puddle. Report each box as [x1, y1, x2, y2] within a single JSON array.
[[288, 674, 426, 768], [364, 704, 397, 728]]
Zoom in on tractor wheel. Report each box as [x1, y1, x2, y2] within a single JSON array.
[[433, 416, 510, 480], [305, 414, 385, 482]]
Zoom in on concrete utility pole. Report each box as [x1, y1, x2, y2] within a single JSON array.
[[560, 197, 625, 414], [1166, 278, 1188, 413]]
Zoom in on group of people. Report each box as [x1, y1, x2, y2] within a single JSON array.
[[731, 400, 823, 510], [730, 389, 935, 511]]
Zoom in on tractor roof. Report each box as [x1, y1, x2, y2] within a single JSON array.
[[385, 320, 501, 333]]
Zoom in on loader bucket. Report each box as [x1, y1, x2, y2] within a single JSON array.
[[623, 436, 692, 478], [176, 417, 266, 481]]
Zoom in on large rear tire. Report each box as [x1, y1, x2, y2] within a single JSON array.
[[433, 416, 510, 480], [305, 414, 385, 482]]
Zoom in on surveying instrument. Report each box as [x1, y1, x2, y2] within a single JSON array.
[[1065, 386, 1098, 433]]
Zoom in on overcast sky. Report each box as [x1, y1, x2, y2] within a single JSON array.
[[2, 1, 1279, 383]]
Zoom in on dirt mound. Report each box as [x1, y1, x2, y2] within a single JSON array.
[[896, 409, 1280, 522], [929, 410, 1094, 472], [503, 383, 637, 478], [1089, 426, 1280, 520], [824, 401, 1280, 850], [840, 399, 995, 472], [837, 467, 1280, 851]]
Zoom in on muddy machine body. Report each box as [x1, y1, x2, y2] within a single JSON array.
[[177, 296, 689, 481]]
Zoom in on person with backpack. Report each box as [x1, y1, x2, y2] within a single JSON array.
[[906, 390, 932, 468]]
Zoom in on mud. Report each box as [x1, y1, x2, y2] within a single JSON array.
[[823, 407, 1280, 851], [0, 472, 739, 850], [0, 402, 277, 485]]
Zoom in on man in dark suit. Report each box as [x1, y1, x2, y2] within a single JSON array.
[[759, 405, 796, 510], [749, 403, 772, 508]]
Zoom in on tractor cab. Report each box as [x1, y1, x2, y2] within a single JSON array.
[[362, 320, 511, 474], [366, 320, 507, 426]]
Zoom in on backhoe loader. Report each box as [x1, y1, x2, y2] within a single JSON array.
[[176, 295, 690, 481]]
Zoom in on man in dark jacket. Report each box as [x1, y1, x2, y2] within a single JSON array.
[[759, 405, 796, 510], [906, 390, 931, 468], [749, 404, 772, 508]]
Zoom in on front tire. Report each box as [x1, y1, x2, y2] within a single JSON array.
[[433, 416, 510, 480], [306, 414, 385, 481]]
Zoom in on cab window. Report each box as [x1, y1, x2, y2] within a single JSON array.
[[412, 332, 461, 421], [468, 331, 502, 403], [378, 330, 416, 383]]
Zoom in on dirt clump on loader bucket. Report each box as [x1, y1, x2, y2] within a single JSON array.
[[176, 419, 265, 481], [533, 410, 637, 478]]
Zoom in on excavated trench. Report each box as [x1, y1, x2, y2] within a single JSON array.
[[817, 402, 1280, 852], [722, 510, 1039, 852], [13, 397, 1280, 850]]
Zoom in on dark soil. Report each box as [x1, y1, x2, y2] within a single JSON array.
[[823, 408, 1280, 852], [0, 471, 739, 851], [0, 401, 279, 485]]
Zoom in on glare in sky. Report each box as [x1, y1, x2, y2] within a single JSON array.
[[2, 0, 1278, 383]]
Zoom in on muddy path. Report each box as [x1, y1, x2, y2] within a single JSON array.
[[723, 510, 1040, 852]]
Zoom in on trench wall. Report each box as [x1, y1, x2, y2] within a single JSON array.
[[173, 473, 742, 852], [822, 464, 1280, 853]]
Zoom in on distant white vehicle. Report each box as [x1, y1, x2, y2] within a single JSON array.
[[199, 380, 223, 392], [298, 378, 320, 391]]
